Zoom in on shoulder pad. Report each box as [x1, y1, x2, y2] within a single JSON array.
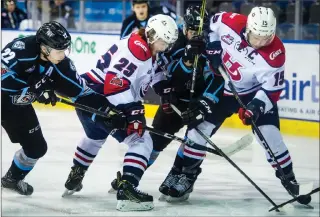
[[128, 33, 151, 61], [258, 36, 285, 68]]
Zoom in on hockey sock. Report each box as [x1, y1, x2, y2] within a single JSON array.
[[73, 137, 105, 169], [123, 152, 148, 186], [9, 149, 38, 180], [253, 125, 293, 176]]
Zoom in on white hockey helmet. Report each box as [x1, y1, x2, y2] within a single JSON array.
[[246, 7, 277, 37], [145, 14, 178, 50]]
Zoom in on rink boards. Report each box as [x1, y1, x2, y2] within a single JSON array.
[[2, 30, 319, 138]]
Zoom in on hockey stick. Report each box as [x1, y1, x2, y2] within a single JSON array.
[[269, 187, 319, 212], [189, 0, 207, 105], [169, 104, 289, 212], [217, 65, 314, 207], [195, 127, 280, 211], [57, 97, 250, 158]]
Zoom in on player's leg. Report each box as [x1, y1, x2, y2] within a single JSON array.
[[166, 96, 239, 201], [1, 96, 47, 196], [116, 131, 154, 211], [109, 104, 185, 193], [253, 104, 311, 204], [64, 108, 124, 194], [149, 103, 186, 167], [150, 104, 187, 198]]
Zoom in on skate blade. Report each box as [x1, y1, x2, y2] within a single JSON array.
[[62, 189, 76, 197], [116, 200, 154, 211], [158, 194, 168, 201], [108, 187, 117, 194], [166, 193, 190, 203]]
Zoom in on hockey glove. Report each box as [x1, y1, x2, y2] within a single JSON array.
[[205, 41, 222, 69], [238, 98, 265, 125], [75, 93, 127, 129], [183, 35, 206, 63], [92, 105, 127, 129], [160, 87, 178, 114], [181, 96, 215, 128], [29, 75, 57, 106], [125, 103, 146, 137]]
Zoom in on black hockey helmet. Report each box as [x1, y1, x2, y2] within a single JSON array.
[[132, 0, 148, 5], [184, 5, 209, 31], [36, 21, 71, 50]]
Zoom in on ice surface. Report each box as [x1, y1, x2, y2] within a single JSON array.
[[1, 110, 319, 216]]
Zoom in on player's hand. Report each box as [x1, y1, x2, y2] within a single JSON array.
[[181, 97, 215, 127], [125, 103, 146, 137], [29, 76, 57, 106], [206, 41, 222, 69], [238, 98, 265, 125], [159, 87, 177, 114], [105, 112, 127, 129], [183, 35, 206, 63]]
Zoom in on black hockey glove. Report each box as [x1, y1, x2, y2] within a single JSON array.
[[124, 103, 146, 137], [160, 87, 178, 114], [183, 35, 206, 63], [75, 93, 127, 129], [181, 96, 215, 128], [238, 98, 265, 125], [205, 41, 222, 70], [29, 75, 57, 106]]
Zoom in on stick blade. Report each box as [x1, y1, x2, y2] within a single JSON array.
[[222, 134, 253, 156]]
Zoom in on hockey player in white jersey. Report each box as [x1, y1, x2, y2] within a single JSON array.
[[62, 14, 179, 211], [161, 7, 311, 205]]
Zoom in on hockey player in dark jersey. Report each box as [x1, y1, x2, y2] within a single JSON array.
[[1, 21, 115, 196], [120, 0, 177, 39], [150, 5, 226, 202]]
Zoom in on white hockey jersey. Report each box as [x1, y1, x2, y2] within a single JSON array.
[[82, 32, 160, 107], [208, 12, 286, 112]]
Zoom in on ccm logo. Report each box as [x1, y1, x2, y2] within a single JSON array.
[[35, 78, 48, 89], [131, 109, 145, 115], [163, 88, 172, 94], [206, 50, 221, 55], [134, 40, 148, 52], [199, 100, 212, 113]]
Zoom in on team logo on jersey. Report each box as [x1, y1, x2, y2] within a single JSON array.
[[12, 41, 25, 50], [12, 93, 36, 105], [139, 81, 151, 98], [235, 41, 248, 54], [269, 49, 282, 60], [104, 72, 131, 96], [221, 34, 234, 45], [110, 77, 123, 87], [222, 52, 243, 81]]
